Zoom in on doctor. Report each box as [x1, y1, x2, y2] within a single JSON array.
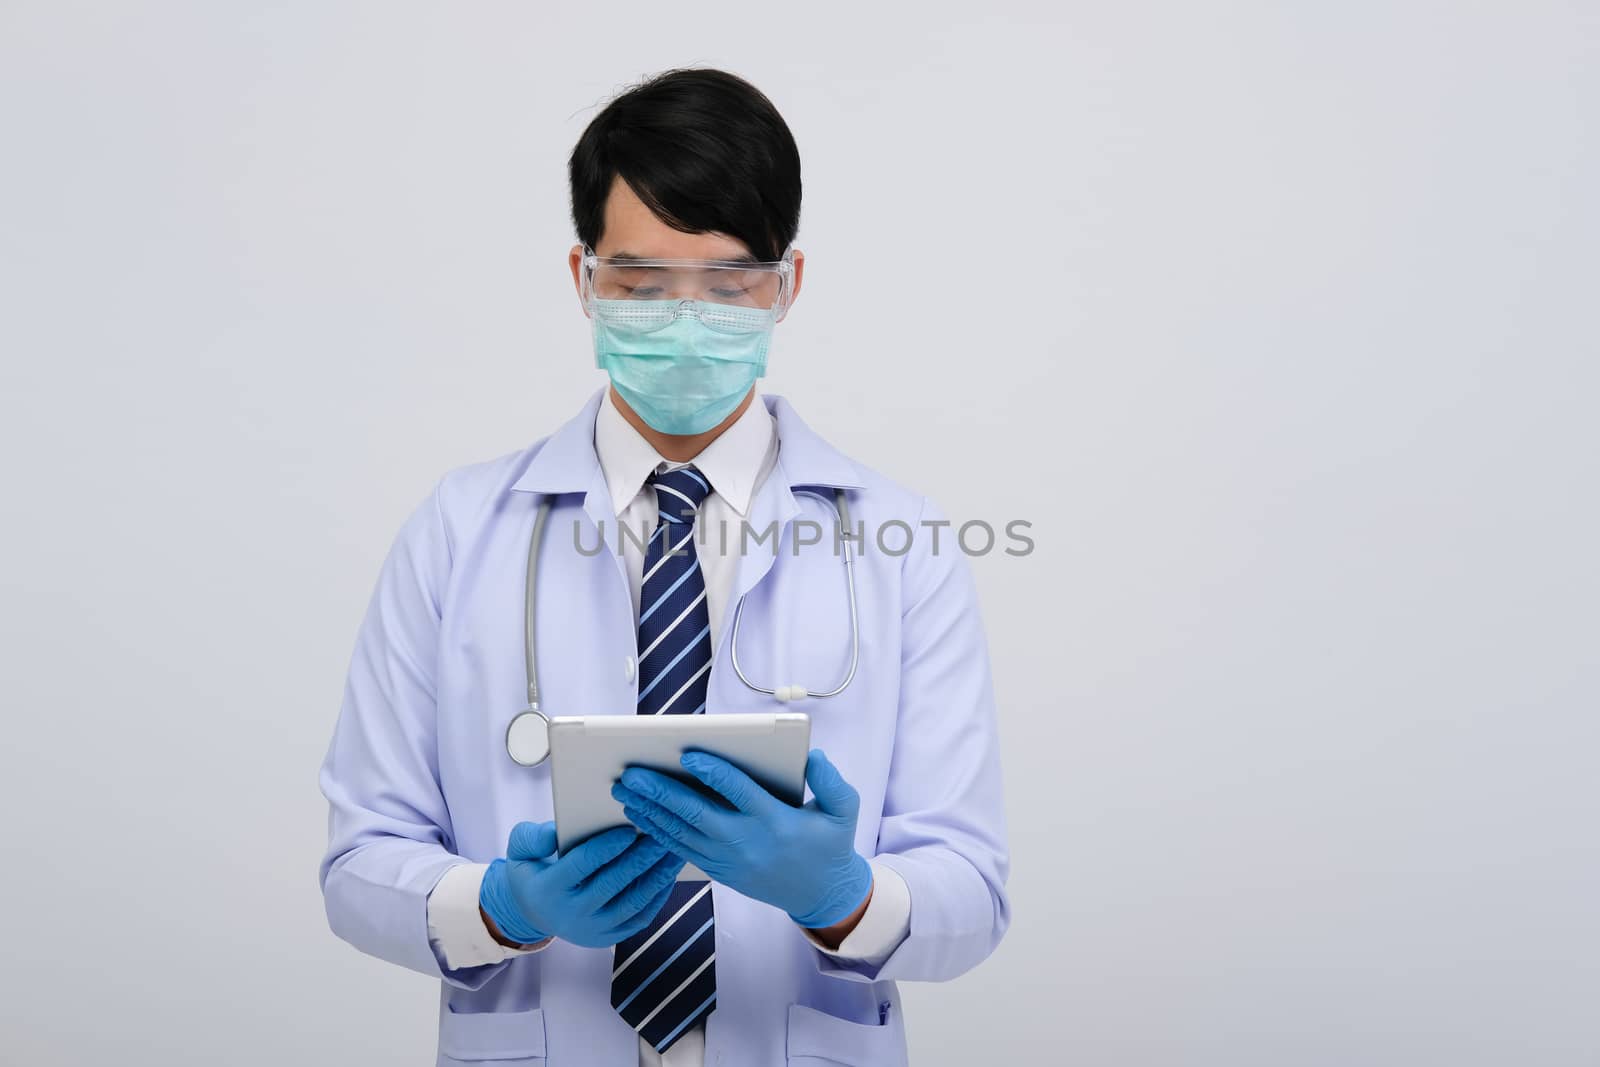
[[318, 67, 1009, 1067]]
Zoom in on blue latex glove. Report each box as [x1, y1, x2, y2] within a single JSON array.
[[478, 821, 685, 948], [611, 748, 873, 929]]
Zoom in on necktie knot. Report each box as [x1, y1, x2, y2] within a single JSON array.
[[650, 465, 712, 526]]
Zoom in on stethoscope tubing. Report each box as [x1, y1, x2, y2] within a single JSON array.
[[727, 488, 859, 700], [507, 487, 859, 767]]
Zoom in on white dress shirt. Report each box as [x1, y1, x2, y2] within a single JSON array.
[[425, 389, 912, 1067]]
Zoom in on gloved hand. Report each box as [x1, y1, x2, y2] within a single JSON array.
[[478, 821, 685, 948], [611, 748, 873, 929]]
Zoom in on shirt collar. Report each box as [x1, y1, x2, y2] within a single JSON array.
[[509, 387, 864, 498], [592, 389, 777, 518]]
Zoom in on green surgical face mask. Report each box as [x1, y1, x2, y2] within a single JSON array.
[[591, 298, 775, 435]]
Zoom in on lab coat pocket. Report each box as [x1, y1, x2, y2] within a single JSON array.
[[785, 1002, 906, 1067], [437, 1006, 547, 1065]]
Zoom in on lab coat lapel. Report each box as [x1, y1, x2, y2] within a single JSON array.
[[730, 454, 801, 607], [511, 387, 631, 596], [710, 454, 799, 705], [727, 395, 868, 609], [582, 465, 630, 600]]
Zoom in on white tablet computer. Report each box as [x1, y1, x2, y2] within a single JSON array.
[[549, 712, 811, 881]]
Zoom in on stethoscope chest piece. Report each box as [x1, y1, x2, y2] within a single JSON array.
[[505, 707, 551, 767]]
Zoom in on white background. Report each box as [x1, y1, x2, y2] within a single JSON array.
[[2, 3, 1596, 1064]]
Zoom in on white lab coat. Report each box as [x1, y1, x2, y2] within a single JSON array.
[[318, 389, 1010, 1066]]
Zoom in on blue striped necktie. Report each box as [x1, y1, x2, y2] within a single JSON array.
[[611, 465, 717, 1054]]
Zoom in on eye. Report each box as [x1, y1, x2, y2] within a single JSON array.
[[627, 286, 665, 299], [710, 288, 751, 300]]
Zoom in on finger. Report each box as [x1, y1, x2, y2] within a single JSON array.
[[625, 794, 718, 853], [680, 750, 778, 817], [580, 834, 673, 902], [506, 821, 558, 861], [614, 784, 719, 855], [618, 767, 733, 837], [552, 825, 640, 884], [595, 850, 684, 925], [633, 877, 680, 925], [804, 748, 860, 820], [624, 804, 679, 851], [605, 878, 678, 943], [626, 805, 716, 872]]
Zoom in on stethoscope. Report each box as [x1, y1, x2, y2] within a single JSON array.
[[505, 488, 861, 767]]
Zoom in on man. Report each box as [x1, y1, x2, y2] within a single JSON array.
[[318, 67, 1009, 1067]]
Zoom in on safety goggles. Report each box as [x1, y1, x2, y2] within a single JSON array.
[[579, 245, 797, 327]]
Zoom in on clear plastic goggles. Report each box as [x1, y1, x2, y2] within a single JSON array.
[[579, 245, 797, 328]]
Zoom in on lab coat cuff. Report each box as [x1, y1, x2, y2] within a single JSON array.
[[427, 862, 554, 971], [800, 858, 911, 966]]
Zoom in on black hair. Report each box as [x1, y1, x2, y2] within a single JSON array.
[[569, 68, 801, 262]]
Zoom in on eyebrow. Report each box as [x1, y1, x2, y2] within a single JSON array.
[[608, 250, 760, 264]]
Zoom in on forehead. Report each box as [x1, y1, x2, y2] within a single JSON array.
[[598, 175, 753, 261]]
